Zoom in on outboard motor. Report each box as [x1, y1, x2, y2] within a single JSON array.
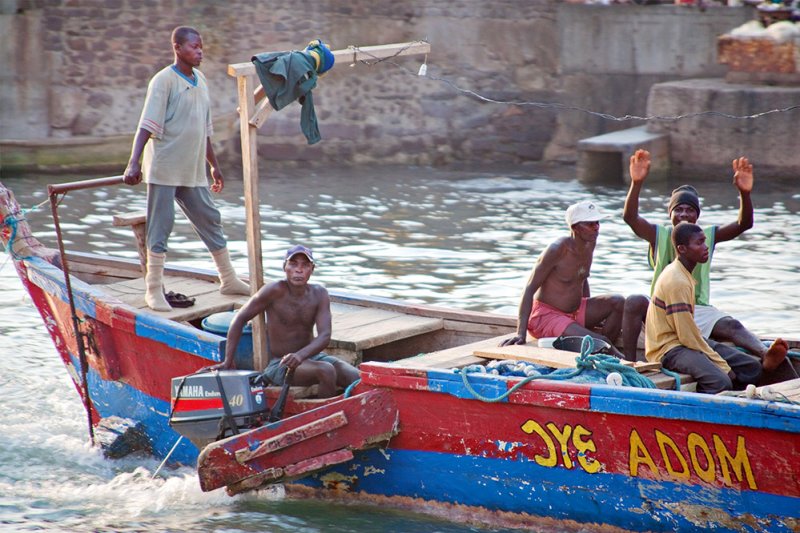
[[169, 370, 269, 450]]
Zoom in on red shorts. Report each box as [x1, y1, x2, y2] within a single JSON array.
[[527, 298, 588, 339]]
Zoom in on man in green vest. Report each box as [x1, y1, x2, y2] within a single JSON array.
[[623, 149, 788, 374]]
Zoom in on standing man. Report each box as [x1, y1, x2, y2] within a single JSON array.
[[502, 200, 641, 359], [645, 222, 787, 394], [624, 149, 787, 372], [123, 26, 250, 311], [216, 245, 359, 398]]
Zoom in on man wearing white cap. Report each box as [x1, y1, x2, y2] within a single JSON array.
[[215, 245, 359, 398], [502, 200, 629, 358]]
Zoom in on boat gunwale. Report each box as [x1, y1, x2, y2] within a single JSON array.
[[20, 254, 226, 360], [358, 361, 800, 432]]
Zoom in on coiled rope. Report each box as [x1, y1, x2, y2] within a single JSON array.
[[456, 336, 657, 403]]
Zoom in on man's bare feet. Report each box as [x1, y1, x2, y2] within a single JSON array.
[[763, 338, 789, 373]]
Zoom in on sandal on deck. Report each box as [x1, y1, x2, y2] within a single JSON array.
[[165, 291, 195, 308]]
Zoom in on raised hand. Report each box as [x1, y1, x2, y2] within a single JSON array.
[[732, 156, 753, 193], [629, 149, 651, 184]]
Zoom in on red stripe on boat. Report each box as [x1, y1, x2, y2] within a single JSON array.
[[172, 397, 223, 411]]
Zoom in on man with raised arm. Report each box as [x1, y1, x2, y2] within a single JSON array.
[[624, 149, 788, 373], [215, 245, 359, 398], [502, 201, 641, 359]]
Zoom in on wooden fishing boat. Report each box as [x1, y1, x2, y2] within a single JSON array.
[[3, 41, 800, 531], [2, 176, 799, 532]]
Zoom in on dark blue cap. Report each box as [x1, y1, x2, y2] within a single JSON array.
[[285, 244, 314, 263]]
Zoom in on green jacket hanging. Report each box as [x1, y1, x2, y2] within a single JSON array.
[[251, 51, 321, 145]]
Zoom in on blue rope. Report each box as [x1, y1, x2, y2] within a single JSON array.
[[343, 378, 361, 398], [457, 335, 656, 403], [659, 367, 682, 391], [1, 201, 47, 261], [1, 214, 34, 260]]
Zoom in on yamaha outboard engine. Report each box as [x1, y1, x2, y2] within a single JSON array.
[[169, 370, 269, 450]]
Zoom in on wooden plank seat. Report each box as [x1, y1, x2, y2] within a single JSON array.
[[100, 274, 248, 323], [112, 211, 147, 274], [474, 344, 662, 373]]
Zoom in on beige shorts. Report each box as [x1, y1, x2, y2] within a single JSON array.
[[694, 304, 730, 338]]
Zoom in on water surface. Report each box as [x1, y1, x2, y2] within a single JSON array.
[[1, 164, 797, 531]]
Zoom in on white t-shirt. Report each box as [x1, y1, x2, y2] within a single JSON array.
[[137, 65, 214, 187]]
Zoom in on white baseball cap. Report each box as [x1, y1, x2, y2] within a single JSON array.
[[565, 201, 606, 227]]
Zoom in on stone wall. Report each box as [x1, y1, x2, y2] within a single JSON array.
[[545, 4, 752, 162], [0, 0, 766, 174]]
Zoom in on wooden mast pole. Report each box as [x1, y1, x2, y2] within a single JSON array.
[[233, 69, 268, 370], [227, 41, 431, 370]]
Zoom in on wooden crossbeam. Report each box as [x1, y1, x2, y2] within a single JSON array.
[[249, 96, 273, 128], [227, 41, 430, 77], [236, 41, 430, 127]]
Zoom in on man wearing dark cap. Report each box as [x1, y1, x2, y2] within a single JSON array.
[[214, 245, 359, 398], [623, 149, 789, 374], [502, 200, 637, 359]]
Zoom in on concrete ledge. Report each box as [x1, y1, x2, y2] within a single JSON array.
[[0, 134, 132, 175], [646, 78, 800, 180], [577, 126, 669, 183]]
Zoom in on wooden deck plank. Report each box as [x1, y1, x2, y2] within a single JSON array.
[[474, 345, 582, 369], [331, 314, 443, 351], [331, 305, 405, 330], [103, 276, 223, 297], [393, 335, 509, 368], [99, 275, 247, 322], [328, 302, 443, 352], [112, 211, 146, 226]]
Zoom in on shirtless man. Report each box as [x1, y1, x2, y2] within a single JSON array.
[[502, 200, 638, 358], [624, 149, 789, 373], [215, 245, 359, 398]]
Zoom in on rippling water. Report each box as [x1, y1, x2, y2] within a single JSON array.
[[1, 164, 798, 531]]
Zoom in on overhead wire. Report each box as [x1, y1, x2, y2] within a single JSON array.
[[347, 40, 800, 123]]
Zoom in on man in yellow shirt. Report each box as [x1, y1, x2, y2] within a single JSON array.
[[645, 222, 787, 394]]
